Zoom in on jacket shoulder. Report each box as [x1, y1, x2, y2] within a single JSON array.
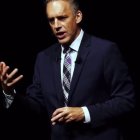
[[37, 43, 59, 58], [90, 35, 116, 47]]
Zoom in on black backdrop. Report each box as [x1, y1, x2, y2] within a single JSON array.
[[0, 0, 139, 140]]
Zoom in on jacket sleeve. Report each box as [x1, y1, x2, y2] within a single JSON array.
[[87, 44, 135, 128]]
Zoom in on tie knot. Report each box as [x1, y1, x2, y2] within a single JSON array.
[[63, 47, 71, 54]]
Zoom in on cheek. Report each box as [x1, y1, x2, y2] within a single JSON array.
[[67, 22, 75, 32], [68, 23, 76, 34]]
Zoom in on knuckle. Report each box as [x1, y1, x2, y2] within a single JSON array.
[[69, 113, 72, 117], [71, 116, 74, 120], [7, 75, 10, 79], [7, 84, 11, 87]]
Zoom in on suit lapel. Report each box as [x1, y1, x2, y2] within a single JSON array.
[[68, 33, 91, 105], [52, 34, 91, 106], [52, 44, 65, 106]]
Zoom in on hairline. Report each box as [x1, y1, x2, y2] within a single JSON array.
[[45, 0, 80, 14]]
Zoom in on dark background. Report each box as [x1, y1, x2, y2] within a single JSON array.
[[0, 0, 139, 140]]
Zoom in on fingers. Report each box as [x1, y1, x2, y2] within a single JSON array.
[[52, 107, 68, 117], [0, 61, 23, 91], [7, 68, 19, 79], [7, 74, 23, 87], [2, 68, 23, 85], [64, 113, 72, 122], [0, 65, 9, 81], [0, 62, 6, 69], [6, 68, 23, 84], [51, 108, 67, 122], [51, 107, 68, 125], [51, 107, 75, 125], [51, 107, 85, 125], [0, 62, 5, 73]]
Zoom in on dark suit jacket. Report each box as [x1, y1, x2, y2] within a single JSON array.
[[13, 33, 135, 140]]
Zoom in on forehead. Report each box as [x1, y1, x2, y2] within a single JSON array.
[[46, 1, 73, 17]]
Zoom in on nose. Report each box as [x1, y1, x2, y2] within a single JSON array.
[[54, 19, 61, 31]]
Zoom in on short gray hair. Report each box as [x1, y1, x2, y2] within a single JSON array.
[[45, 0, 80, 13]]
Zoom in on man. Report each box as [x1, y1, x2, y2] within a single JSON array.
[[0, 0, 135, 140]]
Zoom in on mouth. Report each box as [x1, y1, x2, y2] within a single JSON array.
[[56, 32, 66, 40]]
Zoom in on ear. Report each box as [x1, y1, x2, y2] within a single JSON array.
[[76, 10, 83, 24]]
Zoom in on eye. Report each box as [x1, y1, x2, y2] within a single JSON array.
[[58, 16, 67, 21], [48, 18, 54, 24]]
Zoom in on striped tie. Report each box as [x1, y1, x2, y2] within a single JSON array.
[[63, 48, 72, 106]]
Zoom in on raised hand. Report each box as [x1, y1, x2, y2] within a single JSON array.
[[0, 62, 23, 94]]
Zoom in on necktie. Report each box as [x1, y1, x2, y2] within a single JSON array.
[[63, 48, 72, 106]]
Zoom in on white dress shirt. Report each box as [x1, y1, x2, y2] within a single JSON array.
[[61, 29, 91, 123]]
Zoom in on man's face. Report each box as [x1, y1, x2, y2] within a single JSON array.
[[46, 0, 82, 46]]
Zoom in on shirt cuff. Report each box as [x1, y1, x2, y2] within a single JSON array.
[[3, 89, 16, 99], [81, 106, 91, 123], [3, 89, 16, 108]]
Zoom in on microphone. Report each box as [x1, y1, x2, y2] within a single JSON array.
[[75, 57, 82, 64]]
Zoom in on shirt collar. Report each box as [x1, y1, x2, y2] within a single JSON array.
[[61, 29, 84, 53]]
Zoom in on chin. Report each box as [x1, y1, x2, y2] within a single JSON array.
[[58, 39, 69, 45], [58, 38, 71, 46]]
